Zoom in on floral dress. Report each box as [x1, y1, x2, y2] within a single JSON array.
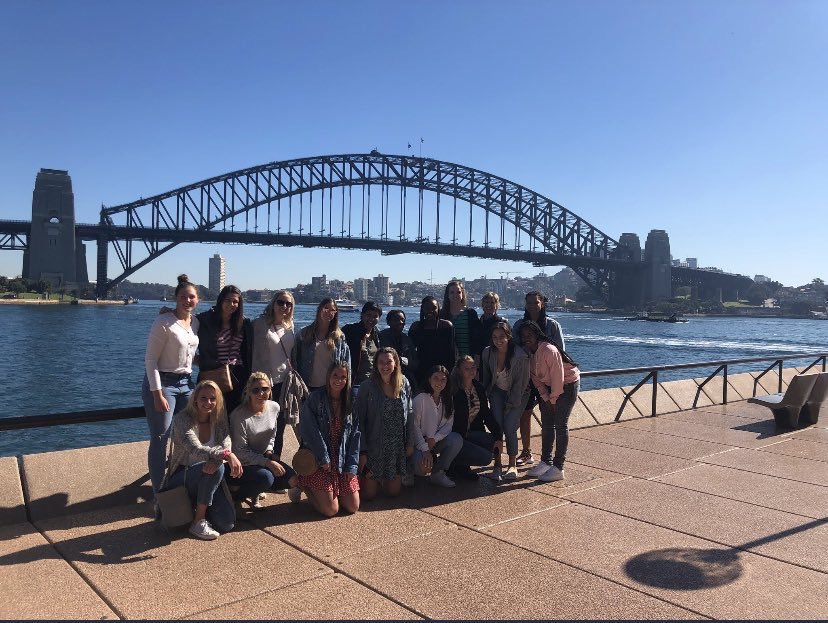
[[367, 398, 408, 481], [298, 410, 359, 496]]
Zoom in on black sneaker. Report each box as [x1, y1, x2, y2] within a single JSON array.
[[452, 465, 479, 481]]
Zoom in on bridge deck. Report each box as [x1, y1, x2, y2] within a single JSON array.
[[1, 400, 826, 619]]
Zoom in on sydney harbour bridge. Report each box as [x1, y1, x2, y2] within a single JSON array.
[[0, 153, 752, 307]]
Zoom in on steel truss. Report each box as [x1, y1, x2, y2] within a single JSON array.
[[97, 153, 628, 297]]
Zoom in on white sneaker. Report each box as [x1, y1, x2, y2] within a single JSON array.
[[189, 519, 219, 540], [430, 470, 456, 488], [527, 461, 553, 479], [288, 487, 302, 503], [539, 465, 565, 482], [503, 466, 519, 481]]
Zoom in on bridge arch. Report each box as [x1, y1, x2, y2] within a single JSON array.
[[96, 153, 631, 298]]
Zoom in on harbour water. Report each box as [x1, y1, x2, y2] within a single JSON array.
[[1, 301, 826, 457]]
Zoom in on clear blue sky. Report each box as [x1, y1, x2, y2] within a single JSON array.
[[1, 0, 825, 290]]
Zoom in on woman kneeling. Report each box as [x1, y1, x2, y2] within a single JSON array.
[[164, 380, 243, 540], [297, 360, 361, 517], [227, 372, 298, 511]]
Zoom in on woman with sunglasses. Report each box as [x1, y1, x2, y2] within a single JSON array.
[[164, 379, 242, 540], [227, 372, 298, 511], [292, 298, 350, 391], [296, 360, 361, 517], [252, 290, 296, 458]]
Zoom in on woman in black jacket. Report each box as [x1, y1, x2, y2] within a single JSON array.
[[196, 285, 253, 414], [448, 355, 502, 480]]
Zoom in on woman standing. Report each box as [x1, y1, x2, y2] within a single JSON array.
[[251, 290, 296, 458], [409, 365, 462, 488], [519, 321, 580, 482], [480, 291, 509, 347], [512, 291, 565, 466], [439, 280, 483, 360], [449, 355, 501, 480], [479, 322, 531, 481], [163, 380, 243, 540], [297, 360, 361, 517], [293, 298, 350, 391], [143, 274, 201, 495], [227, 372, 298, 510], [354, 347, 413, 500], [409, 296, 456, 389], [196, 285, 253, 415]]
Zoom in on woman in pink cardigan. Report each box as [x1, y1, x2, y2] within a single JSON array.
[[518, 321, 580, 483]]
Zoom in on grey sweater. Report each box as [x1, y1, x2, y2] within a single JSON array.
[[229, 400, 280, 467]]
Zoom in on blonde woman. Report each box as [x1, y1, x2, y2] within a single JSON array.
[[251, 290, 296, 458], [292, 298, 350, 391], [354, 347, 413, 500], [164, 380, 242, 540], [227, 372, 298, 509]]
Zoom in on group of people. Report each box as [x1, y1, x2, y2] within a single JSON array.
[[143, 275, 580, 540]]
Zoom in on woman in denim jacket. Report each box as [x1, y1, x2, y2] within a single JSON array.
[[297, 360, 361, 517], [292, 298, 350, 391], [354, 347, 413, 500]]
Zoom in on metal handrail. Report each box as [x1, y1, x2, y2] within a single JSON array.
[[1, 353, 826, 432]]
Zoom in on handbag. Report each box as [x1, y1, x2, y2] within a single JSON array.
[[155, 480, 194, 528], [291, 447, 319, 476], [201, 363, 233, 393]]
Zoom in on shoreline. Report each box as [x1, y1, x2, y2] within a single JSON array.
[[0, 299, 125, 306]]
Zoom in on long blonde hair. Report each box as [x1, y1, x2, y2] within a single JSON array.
[[263, 290, 295, 329], [369, 347, 403, 398], [301, 297, 343, 349], [183, 380, 226, 428]]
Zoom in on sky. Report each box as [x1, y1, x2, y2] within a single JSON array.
[[1, 0, 826, 291]]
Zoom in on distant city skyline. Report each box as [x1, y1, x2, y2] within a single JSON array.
[[1, 2, 826, 289]]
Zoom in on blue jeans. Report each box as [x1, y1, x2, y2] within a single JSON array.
[[489, 386, 522, 456], [166, 462, 235, 533], [226, 462, 296, 501], [143, 372, 193, 494], [453, 431, 495, 468], [413, 432, 463, 475], [541, 380, 579, 469]]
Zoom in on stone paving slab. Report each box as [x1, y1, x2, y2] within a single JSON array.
[[661, 408, 778, 432], [252, 494, 454, 561], [660, 379, 713, 410], [21, 440, 151, 522], [620, 382, 681, 417], [186, 573, 423, 620], [695, 375, 728, 405], [654, 463, 828, 518], [753, 370, 783, 395], [565, 437, 697, 478], [566, 477, 828, 572], [694, 401, 777, 420], [568, 397, 600, 429], [700, 446, 828, 487], [0, 456, 25, 525], [486, 503, 828, 620], [336, 525, 700, 619], [791, 426, 828, 444], [725, 372, 757, 400], [36, 504, 331, 620], [757, 437, 828, 462], [0, 522, 117, 620], [578, 387, 642, 425], [571, 423, 734, 460], [618, 416, 786, 448]]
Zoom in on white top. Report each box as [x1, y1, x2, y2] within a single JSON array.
[[410, 392, 453, 452], [251, 317, 295, 385], [494, 367, 512, 391], [144, 313, 200, 391]]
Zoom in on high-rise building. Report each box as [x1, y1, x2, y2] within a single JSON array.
[[686, 257, 698, 269], [311, 274, 327, 291], [208, 254, 226, 293], [373, 274, 390, 295], [353, 278, 369, 301]]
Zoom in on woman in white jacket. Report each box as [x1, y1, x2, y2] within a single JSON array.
[[409, 365, 462, 488]]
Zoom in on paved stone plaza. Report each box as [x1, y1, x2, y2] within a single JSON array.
[[1, 389, 826, 619]]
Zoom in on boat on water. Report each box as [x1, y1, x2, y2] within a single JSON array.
[[123, 296, 139, 305], [625, 312, 688, 323], [334, 298, 359, 312]]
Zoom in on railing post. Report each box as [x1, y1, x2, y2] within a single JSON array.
[[651, 370, 658, 417], [723, 364, 728, 404], [777, 360, 783, 393]]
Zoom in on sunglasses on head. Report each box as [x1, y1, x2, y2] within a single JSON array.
[[276, 300, 293, 308], [251, 386, 271, 395]]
